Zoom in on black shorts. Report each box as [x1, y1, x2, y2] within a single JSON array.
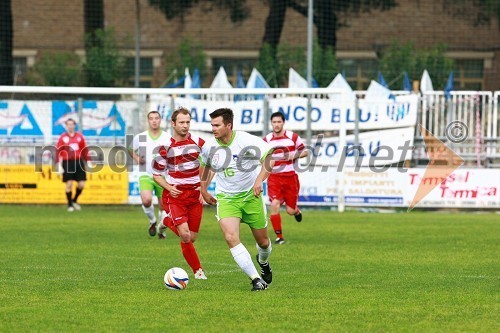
[[62, 159, 87, 182]]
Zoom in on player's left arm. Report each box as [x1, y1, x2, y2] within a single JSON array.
[[288, 135, 309, 161], [253, 149, 275, 197]]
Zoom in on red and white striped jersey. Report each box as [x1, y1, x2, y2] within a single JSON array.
[[263, 130, 305, 175], [153, 133, 205, 186]]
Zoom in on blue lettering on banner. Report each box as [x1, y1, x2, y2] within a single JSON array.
[[387, 103, 409, 122], [277, 106, 291, 120], [369, 141, 381, 156], [298, 195, 338, 203], [190, 107, 211, 124], [240, 108, 262, 125], [325, 143, 337, 157], [311, 107, 321, 122], [241, 109, 253, 124], [294, 106, 305, 121], [345, 196, 403, 204], [10, 104, 43, 136], [202, 108, 211, 122], [191, 108, 199, 122], [331, 108, 340, 123]]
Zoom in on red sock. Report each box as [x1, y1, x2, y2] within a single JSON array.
[[181, 242, 201, 273], [270, 214, 283, 238]]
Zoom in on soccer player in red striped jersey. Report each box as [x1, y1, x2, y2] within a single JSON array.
[[56, 118, 90, 212], [153, 107, 207, 280], [263, 112, 309, 244]]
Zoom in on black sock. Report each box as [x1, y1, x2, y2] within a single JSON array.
[[73, 188, 83, 203], [66, 191, 73, 207]]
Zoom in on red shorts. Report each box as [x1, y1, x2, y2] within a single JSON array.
[[267, 173, 300, 210], [162, 187, 202, 233]]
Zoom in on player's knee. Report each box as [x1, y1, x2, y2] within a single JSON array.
[[257, 238, 270, 249], [271, 200, 281, 209], [286, 206, 297, 215], [224, 233, 240, 247], [142, 199, 152, 207], [180, 232, 191, 243]]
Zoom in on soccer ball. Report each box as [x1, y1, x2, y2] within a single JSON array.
[[164, 267, 189, 290]]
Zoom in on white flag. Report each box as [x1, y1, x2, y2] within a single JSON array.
[[210, 67, 233, 89], [327, 73, 356, 100], [364, 80, 393, 101], [420, 69, 434, 93], [246, 68, 270, 88], [288, 68, 308, 88], [184, 68, 192, 89]]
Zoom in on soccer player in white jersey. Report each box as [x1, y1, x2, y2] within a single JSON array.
[[263, 111, 309, 244], [200, 108, 274, 291], [129, 106, 169, 237], [152, 107, 207, 280]]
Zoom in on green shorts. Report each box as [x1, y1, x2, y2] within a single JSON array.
[[216, 189, 268, 229], [139, 175, 163, 197]]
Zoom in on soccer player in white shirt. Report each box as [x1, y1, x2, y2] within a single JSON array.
[[129, 106, 169, 237], [263, 112, 309, 244], [200, 108, 274, 291]]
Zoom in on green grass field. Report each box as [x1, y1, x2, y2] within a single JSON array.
[[0, 205, 498, 332]]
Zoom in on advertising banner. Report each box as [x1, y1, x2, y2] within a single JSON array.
[[0, 164, 128, 204]]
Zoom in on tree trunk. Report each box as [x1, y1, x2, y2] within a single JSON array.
[[0, 0, 13, 85], [262, 0, 287, 51], [84, 0, 104, 48], [316, 0, 336, 49]]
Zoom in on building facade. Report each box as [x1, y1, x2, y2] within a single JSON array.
[[9, 0, 500, 89]]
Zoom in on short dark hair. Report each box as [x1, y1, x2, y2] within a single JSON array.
[[171, 107, 191, 122], [210, 108, 234, 126], [65, 118, 76, 125], [270, 111, 285, 122], [147, 111, 161, 119]]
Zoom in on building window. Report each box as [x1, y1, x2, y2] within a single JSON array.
[[211, 58, 256, 86], [125, 57, 154, 88], [338, 59, 378, 90], [453, 59, 484, 90]]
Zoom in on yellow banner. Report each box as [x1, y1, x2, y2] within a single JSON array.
[[0, 165, 128, 204]]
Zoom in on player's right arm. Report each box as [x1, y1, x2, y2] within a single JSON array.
[[199, 145, 217, 205], [199, 164, 217, 205], [152, 173, 182, 198], [128, 134, 145, 165]]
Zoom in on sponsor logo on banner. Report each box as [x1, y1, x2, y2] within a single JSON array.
[[52, 101, 126, 137], [0, 165, 128, 204], [0, 102, 44, 142], [405, 169, 499, 208]]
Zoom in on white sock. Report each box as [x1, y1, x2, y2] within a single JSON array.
[[142, 204, 156, 223], [256, 240, 272, 264], [230, 243, 259, 280]]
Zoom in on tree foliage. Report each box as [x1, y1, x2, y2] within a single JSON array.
[[148, 0, 249, 22], [27, 52, 83, 86], [379, 40, 454, 90], [84, 29, 127, 87], [166, 37, 207, 83]]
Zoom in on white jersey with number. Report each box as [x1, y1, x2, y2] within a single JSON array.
[[200, 131, 273, 195], [131, 130, 170, 177]]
